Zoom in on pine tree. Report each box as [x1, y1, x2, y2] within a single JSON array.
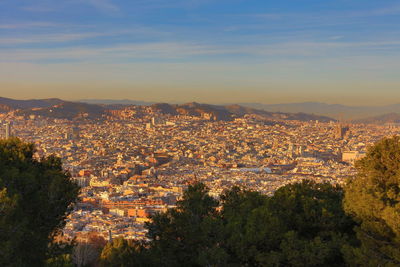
[[0, 138, 79, 266], [344, 136, 400, 266]]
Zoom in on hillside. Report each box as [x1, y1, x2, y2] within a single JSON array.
[[240, 102, 400, 120], [17, 101, 106, 119], [151, 103, 179, 116], [0, 97, 63, 111], [353, 113, 400, 124], [79, 99, 154, 105], [151, 102, 232, 120], [150, 102, 334, 122], [0, 97, 106, 119], [1, 97, 335, 122]]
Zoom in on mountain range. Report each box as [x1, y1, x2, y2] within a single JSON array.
[[353, 113, 400, 124], [239, 102, 400, 121], [0, 97, 334, 122], [0, 97, 105, 119], [0, 97, 64, 111], [79, 99, 154, 106], [77, 99, 400, 121], [151, 102, 333, 122], [3, 97, 400, 123]]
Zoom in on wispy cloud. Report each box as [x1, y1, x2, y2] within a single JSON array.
[[0, 22, 59, 29], [251, 40, 400, 57], [237, 3, 400, 32], [21, 6, 55, 12], [329, 36, 344, 40], [0, 32, 108, 45], [0, 42, 221, 62], [350, 3, 400, 17], [20, 0, 121, 14], [248, 13, 284, 20], [82, 0, 120, 13], [2, 39, 400, 63], [0, 26, 170, 45]]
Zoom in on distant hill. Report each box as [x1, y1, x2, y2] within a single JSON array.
[[17, 101, 106, 119], [151, 102, 232, 120], [224, 104, 334, 122], [150, 102, 334, 122], [151, 103, 179, 116], [224, 104, 271, 116], [240, 102, 400, 120], [0, 96, 106, 119], [1, 97, 335, 122], [6, 97, 396, 122], [353, 113, 400, 124], [79, 99, 154, 105], [0, 97, 63, 112]]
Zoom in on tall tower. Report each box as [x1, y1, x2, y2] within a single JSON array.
[[4, 122, 12, 139], [335, 124, 349, 139], [72, 126, 80, 140]]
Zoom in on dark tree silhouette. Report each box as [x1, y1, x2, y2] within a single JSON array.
[[0, 138, 79, 267], [344, 136, 400, 266]]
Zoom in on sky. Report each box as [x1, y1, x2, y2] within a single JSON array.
[[1, 0, 400, 105]]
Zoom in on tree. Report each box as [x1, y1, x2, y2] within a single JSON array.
[[344, 136, 400, 266], [100, 238, 144, 267], [0, 138, 79, 266], [73, 243, 101, 267], [45, 254, 74, 267], [45, 237, 75, 267], [72, 232, 107, 267], [266, 181, 357, 266], [146, 183, 227, 267], [97, 182, 356, 266], [219, 186, 269, 266], [220, 181, 356, 266]]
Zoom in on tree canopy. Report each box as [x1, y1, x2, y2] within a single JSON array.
[[101, 181, 356, 266], [344, 136, 400, 266], [100, 237, 144, 267], [145, 183, 227, 266], [0, 138, 79, 267], [220, 181, 356, 266]]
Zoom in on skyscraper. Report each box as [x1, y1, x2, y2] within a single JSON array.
[[335, 124, 349, 139], [4, 122, 12, 139], [72, 126, 80, 140]]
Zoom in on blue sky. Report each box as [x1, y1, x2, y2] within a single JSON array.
[[1, 0, 400, 104]]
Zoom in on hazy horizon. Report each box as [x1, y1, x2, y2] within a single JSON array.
[[1, 0, 400, 105], [3, 94, 400, 107]]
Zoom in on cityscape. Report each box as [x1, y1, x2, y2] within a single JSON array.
[[1, 99, 398, 242], [2, 0, 400, 265]]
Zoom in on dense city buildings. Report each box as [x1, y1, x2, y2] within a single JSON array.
[[1, 107, 398, 243]]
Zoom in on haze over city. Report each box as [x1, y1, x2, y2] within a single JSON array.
[[3, 1, 400, 266], [1, 0, 400, 105]]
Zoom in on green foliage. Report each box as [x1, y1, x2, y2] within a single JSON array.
[[146, 183, 228, 266], [221, 181, 356, 266], [344, 136, 400, 266], [71, 232, 106, 267], [100, 238, 144, 267], [45, 254, 74, 267], [46, 238, 76, 267], [114, 181, 353, 267], [0, 138, 79, 267], [219, 186, 270, 266]]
